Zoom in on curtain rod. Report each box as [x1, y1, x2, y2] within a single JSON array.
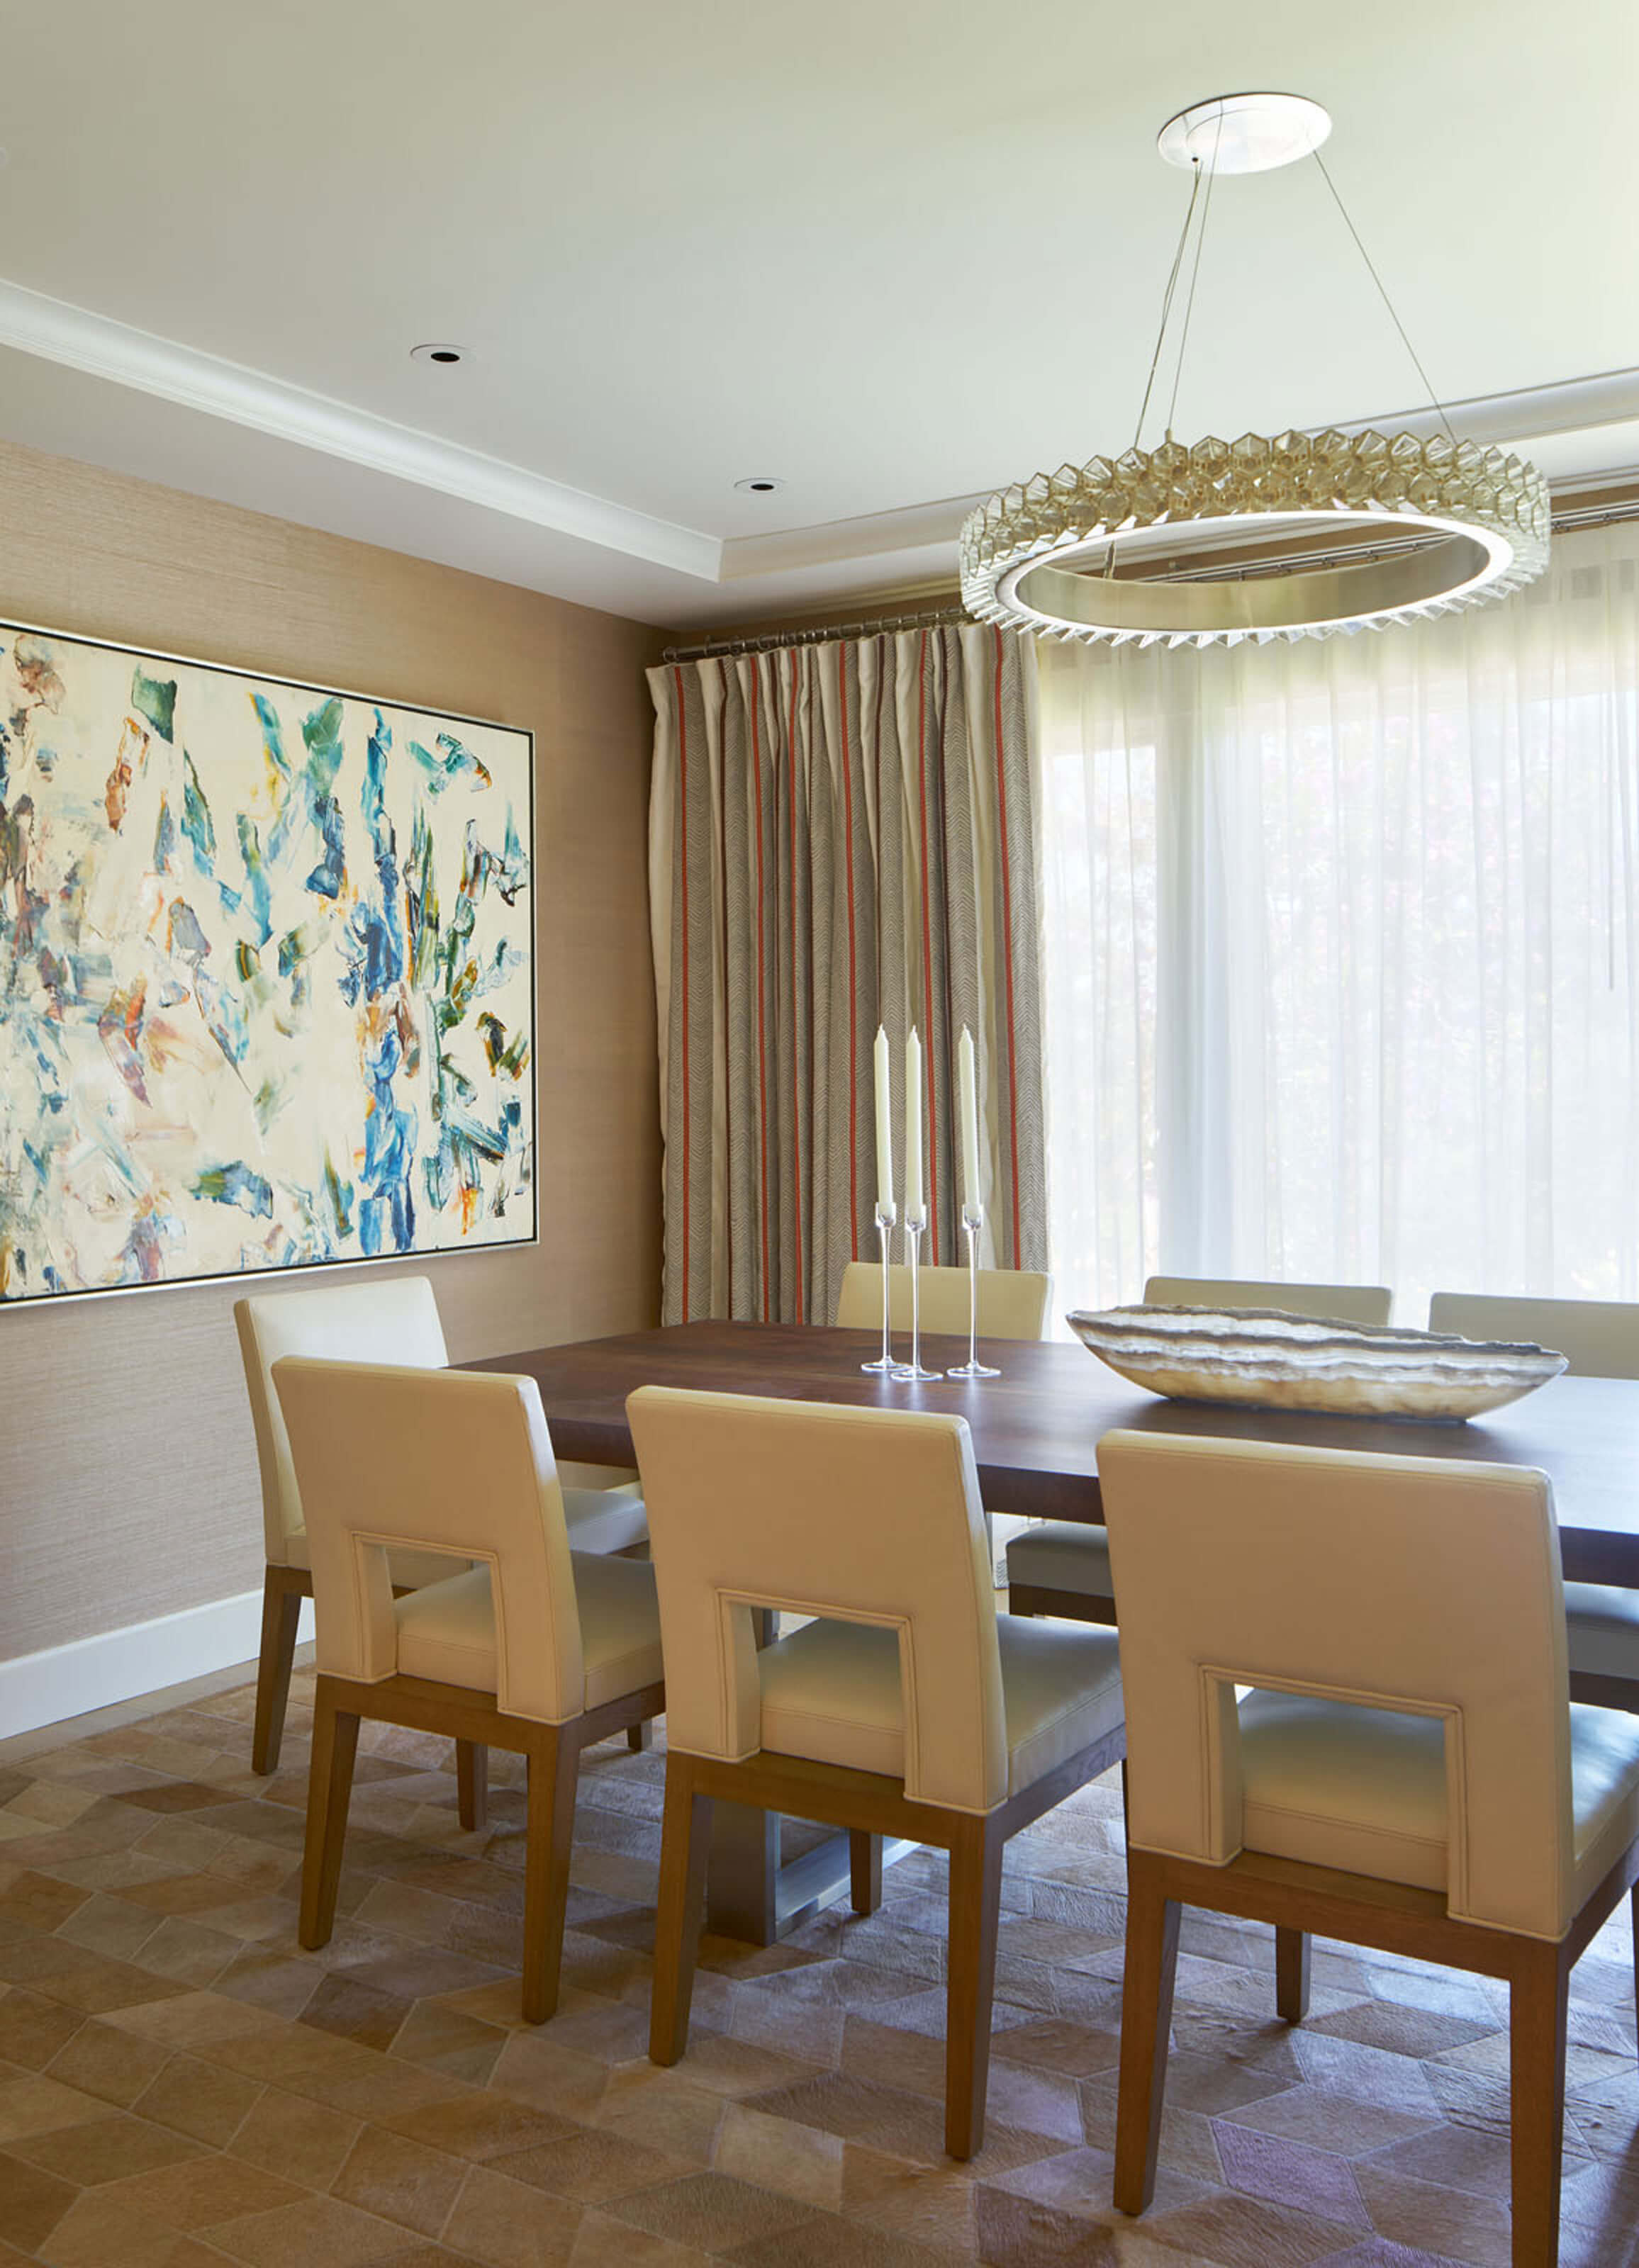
[[663, 605, 967, 665], [662, 490, 1639, 663]]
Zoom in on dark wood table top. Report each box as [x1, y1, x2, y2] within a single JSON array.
[[468, 1320, 1639, 1587]]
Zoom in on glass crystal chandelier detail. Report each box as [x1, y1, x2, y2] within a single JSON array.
[[961, 96, 1551, 649]]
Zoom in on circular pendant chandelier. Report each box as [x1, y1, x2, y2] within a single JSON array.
[[961, 94, 1550, 649]]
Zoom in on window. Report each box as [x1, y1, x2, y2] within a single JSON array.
[[1039, 523, 1639, 1322]]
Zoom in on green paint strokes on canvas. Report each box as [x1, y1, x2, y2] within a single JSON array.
[[192, 1162, 274, 1216], [302, 697, 345, 799], [478, 1013, 529, 1078], [324, 1154, 354, 1241], [181, 751, 216, 865], [250, 692, 289, 775], [131, 668, 177, 741]]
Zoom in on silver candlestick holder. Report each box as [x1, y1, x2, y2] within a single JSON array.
[[861, 1203, 897, 1373], [891, 1213, 944, 1382], [946, 1206, 1001, 1379]]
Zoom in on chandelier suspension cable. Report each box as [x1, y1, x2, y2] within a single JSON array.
[[1311, 149, 1458, 444], [1129, 159, 1205, 454], [1163, 105, 1225, 440], [1105, 158, 1204, 578]]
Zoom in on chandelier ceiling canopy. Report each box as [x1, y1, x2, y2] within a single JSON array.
[[961, 94, 1551, 649]]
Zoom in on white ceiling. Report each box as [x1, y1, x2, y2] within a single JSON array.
[[2, 0, 1635, 629]]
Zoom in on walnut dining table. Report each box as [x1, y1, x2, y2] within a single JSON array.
[[467, 1318, 1639, 1943]]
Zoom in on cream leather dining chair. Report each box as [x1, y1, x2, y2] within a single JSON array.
[[1097, 1430, 1639, 2268], [626, 1386, 1125, 2161], [1005, 1275, 1394, 1626], [835, 1261, 1053, 1340], [1143, 1275, 1393, 1323], [839, 1262, 1054, 1583], [1430, 1292, 1639, 1713], [274, 1357, 665, 2023], [236, 1274, 649, 1782]]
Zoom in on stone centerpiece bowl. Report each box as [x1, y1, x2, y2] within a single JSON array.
[[1066, 1305, 1568, 1421]]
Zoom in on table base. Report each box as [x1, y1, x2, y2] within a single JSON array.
[[707, 1800, 922, 1943]]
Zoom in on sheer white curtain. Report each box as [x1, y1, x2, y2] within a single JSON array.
[[1040, 520, 1639, 1323]]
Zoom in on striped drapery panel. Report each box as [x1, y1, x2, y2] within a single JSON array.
[[647, 625, 1046, 1327]]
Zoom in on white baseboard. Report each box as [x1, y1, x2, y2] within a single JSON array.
[[0, 1585, 314, 1741]]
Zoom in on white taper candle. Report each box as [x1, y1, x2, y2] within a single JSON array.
[[958, 1026, 980, 1216], [905, 1028, 923, 1222], [873, 1026, 893, 1214]]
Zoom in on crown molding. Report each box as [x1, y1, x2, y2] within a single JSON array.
[[0, 276, 720, 582], [0, 266, 1633, 623]]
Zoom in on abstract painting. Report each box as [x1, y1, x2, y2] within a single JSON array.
[[0, 622, 535, 1303]]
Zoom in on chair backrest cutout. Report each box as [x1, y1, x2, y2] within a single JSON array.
[[1098, 1429, 1574, 1938], [273, 1358, 583, 1724], [627, 1386, 1006, 1811]]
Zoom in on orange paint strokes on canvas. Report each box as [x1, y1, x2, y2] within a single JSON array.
[[104, 716, 151, 831]]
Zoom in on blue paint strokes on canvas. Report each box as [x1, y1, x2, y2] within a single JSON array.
[[251, 692, 289, 776], [192, 1162, 274, 1216], [305, 794, 345, 899], [409, 730, 493, 795], [181, 752, 216, 866], [235, 815, 273, 945], [167, 899, 211, 965], [358, 1009, 416, 1256]]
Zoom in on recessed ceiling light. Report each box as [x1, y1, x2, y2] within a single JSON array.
[[410, 342, 464, 365], [734, 476, 785, 494]]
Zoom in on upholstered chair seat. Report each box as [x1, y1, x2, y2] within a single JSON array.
[[1098, 1429, 1639, 2268], [393, 1554, 664, 1709], [1429, 1291, 1639, 1711], [1235, 1687, 1639, 1899], [274, 1357, 667, 2023], [1005, 1276, 1393, 1625], [627, 1385, 1126, 2162], [756, 1612, 1124, 1796]]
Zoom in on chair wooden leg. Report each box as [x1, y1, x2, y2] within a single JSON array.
[[650, 1759, 713, 2067], [456, 1740, 488, 1831], [1509, 1940, 1570, 2268], [251, 1568, 304, 1776], [298, 1676, 359, 1950], [849, 1831, 883, 1917], [627, 1721, 653, 1753], [1114, 1856, 1182, 2216], [1275, 1927, 1311, 2022], [944, 1814, 1005, 2161], [520, 1726, 580, 2024]]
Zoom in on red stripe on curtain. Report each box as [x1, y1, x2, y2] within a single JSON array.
[[673, 663, 693, 1321], [717, 665, 732, 1300], [786, 660, 805, 1321], [915, 632, 941, 1257], [751, 656, 771, 1320], [992, 628, 1022, 1266], [839, 645, 860, 1259]]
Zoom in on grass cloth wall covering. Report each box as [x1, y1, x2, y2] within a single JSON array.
[[0, 438, 660, 1668]]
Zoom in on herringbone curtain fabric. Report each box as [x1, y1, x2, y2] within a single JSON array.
[[647, 626, 1046, 1327]]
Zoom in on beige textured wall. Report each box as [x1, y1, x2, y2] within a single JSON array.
[[0, 439, 663, 1661]]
